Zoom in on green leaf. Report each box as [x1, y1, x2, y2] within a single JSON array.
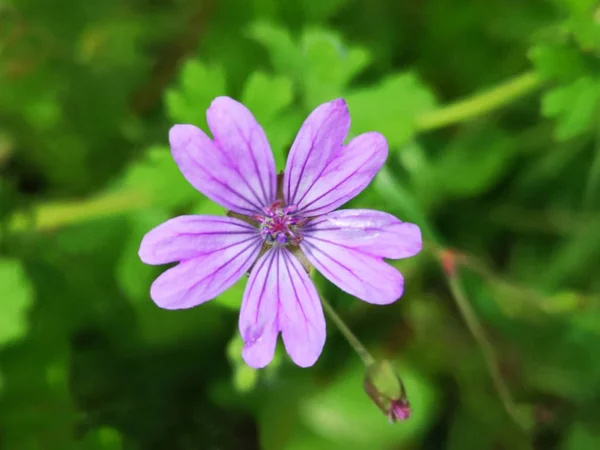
[[373, 167, 438, 241], [558, 0, 600, 51], [116, 209, 171, 301], [248, 23, 371, 106], [227, 333, 259, 393], [542, 76, 600, 140], [0, 259, 34, 346], [426, 127, 517, 200], [346, 72, 437, 148], [529, 43, 588, 82], [80, 427, 123, 450], [241, 71, 296, 169], [166, 60, 227, 127], [299, 28, 370, 106], [298, 360, 438, 448], [241, 72, 294, 122], [562, 423, 600, 450], [117, 145, 199, 209], [247, 22, 302, 79]]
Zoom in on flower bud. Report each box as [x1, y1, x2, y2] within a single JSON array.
[[364, 360, 411, 423]]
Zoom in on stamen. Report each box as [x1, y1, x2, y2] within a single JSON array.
[[259, 201, 305, 247]]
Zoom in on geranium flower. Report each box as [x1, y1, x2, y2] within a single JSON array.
[[138, 97, 422, 368]]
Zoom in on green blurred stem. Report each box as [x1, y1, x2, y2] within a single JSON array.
[[8, 189, 149, 232], [415, 71, 542, 131], [319, 292, 375, 366], [445, 271, 526, 430]]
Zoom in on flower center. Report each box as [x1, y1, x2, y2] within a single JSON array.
[[254, 200, 306, 246]]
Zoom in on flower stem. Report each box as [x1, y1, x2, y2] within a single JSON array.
[[444, 269, 528, 430], [8, 189, 149, 232], [415, 71, 542, 131], [318, 292, 375, 367]]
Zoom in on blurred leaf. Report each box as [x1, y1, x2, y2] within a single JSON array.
[[562, 423, 600, 450], [298, 360, 438, 448], [241, 71, 296, 169], [116, 209, 170, 301], [248, 23, 371, 106], [560, 0, 600, 51], [241, 72, 294, 122], [80, 427, 123, 450], [135, 302, 228, 347], [166, 60, 227, 127], [227, 333, 259, 393], [299, 28, 370, 105], [424, 127, 517, 202], [539, 219, 600, 290], [346, 73, 436, 147], [294, 0, 346, 21], [447, 407, 493, 450], [373, 167, 438, 241], [542, 76, 600, 140], [117, 145, 198, 209], [0, 259, 33, 346], [529, 42, 588, 82], [247, 22, 302, 79]]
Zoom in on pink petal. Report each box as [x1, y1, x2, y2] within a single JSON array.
[[239, 248, 326, 368], [207, 97, 277, 208], [300, 239, 404, 305], [279, 250, 326, 367], [302, 209, 422, 259], [139, 215, 261, 265], [239, 249, 280, 368], [295, 132, 388, 216], [283, 99, 350, 208], [170, 97, 277, 215], [148, 235, 263, 310]]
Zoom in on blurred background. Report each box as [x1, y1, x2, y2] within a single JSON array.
[[1, 0, 600, 448]]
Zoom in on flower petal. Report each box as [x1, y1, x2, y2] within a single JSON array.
[[149, 236, 263, 310], [239, 248, 326, 368], [295, 132, 388, 216], [279, 250, 326, 367], [302, 209, 422, 259], [139, 215, 260, 265], [170, 123, 267, 215], [284, 99, 350, 207], [207, 96, 277, 208], [239, 248, 280, 368], [300, 239, 404, 305]]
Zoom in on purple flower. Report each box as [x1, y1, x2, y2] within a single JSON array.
[[138, 97, 422, 368]]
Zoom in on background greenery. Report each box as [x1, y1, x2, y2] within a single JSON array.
[[1, 0, 600, 448]]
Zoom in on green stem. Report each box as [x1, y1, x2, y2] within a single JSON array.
[[445, 271, 528, 430], [8, 189, 149, 232], [415, 71, 542, 131], [319, 292, 375, 366]]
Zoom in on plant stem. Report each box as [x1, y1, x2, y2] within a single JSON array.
[[415, 71, 542, 131], [444, 270, 528, 430], [319, 292, 375, 367], [8, 189, 149, 232]]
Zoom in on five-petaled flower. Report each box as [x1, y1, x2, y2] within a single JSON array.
[[138, 97, 422, 368]]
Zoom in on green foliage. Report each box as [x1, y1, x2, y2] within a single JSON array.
[[2, 0, 600, 448], [346, 73, 436, 147], [116, 145, 198, 209], [542, 76, 600, 140], [0, 259, 33, 347], [241, 71, 296, 169], [166, 61, 227, 127]]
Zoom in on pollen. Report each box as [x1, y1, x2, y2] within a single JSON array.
[[254, 200, 307, 246]]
